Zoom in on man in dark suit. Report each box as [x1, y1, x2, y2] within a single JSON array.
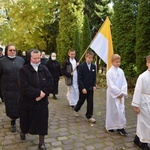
[[74, 51, 96, 123]]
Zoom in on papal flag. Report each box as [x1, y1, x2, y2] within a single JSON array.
[[90, 17, 114, 70]]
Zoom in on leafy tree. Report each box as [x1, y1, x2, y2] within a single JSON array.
[[135, 0, 150, 75], [73, 28, 81, 58], [84, 0, 112, 72], [80, 14, 91, 58], [112, 0, 138, 78], [84, 0, 112, 37], [0, 0, 59, 52], [56, 0, 84, 63]]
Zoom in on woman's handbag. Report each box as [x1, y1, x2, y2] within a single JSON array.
[[64, 76, 72, 86], [64, 65, 72, 86]]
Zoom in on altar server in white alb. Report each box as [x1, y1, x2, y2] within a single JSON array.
[[106, 54, 128, 136], [132, 55, 150, 150], [61, 49, 79, 108]]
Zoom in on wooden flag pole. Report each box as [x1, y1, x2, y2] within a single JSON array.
[[78, 46, 89, 63]]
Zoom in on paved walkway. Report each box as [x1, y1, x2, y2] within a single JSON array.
[[0, 78, 141, 150]]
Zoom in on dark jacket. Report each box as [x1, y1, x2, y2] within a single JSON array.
[[46, 59, 61, 81], [0, 56, 24, 118], [41, 57, 48, 66], [19, 63, 54, 109], [21, 55, 28, 65], [78, 62, 96, 91], [61, 57, 78, 85]]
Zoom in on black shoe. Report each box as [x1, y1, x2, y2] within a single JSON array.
[[142, 143, 150, 150], [134, 135, 143, 149], [117, 128, 128, 136], [133, 135, 150, 150], [107, 129, 115, 134], [11, 125, 16, 133], [20, 133, 26, 140], [38, 144, 46, 150]]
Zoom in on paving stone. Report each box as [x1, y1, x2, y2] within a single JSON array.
[[62, 139, 74, 145], [45, 137, 57, 143], [61, 144, 74, 150], [58, 136, 68, 141], [83, 140, 95, 145], [124, 142, 135, 148], [103, 147, 114, 150], [3, 144, 18, 150], [2, 139, 13, 145], [4, 135, 15, 140], [85, 145, 95, 150], [74, 142, 85, 148], [51, 141, 62, 146], [59, 131, 70, 136], [73, 148, 85, 150], [93, 143, 104, 149], [51, 148, 63, 150]]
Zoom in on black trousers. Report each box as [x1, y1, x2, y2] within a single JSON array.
[[74, 90, 93, 119]]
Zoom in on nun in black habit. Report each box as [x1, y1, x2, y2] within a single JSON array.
[[19, 49, 54, 150]]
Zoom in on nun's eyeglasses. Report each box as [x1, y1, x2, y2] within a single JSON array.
[[9, 49, 16, 52]]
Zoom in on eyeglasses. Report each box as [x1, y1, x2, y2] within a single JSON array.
[[9, 49, 16, 52]]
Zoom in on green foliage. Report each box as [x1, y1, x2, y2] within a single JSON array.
[[73, 28, 81, 58], [96, 73, 106, 88], [84, 0, 112, 71], [80, 14, 91, 58], [0, 0, 59, 52], [112, 0, 138, 78], [84, 0, 112, 37], [56, 0, 84, 64], [135, 0, 150, 76]]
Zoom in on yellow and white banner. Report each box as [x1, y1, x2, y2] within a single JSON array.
[[90, 17, 114, 70]]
